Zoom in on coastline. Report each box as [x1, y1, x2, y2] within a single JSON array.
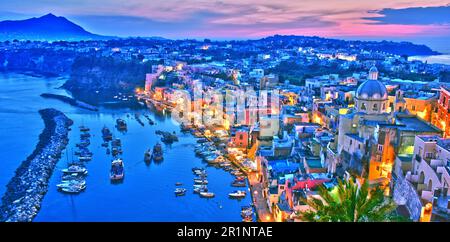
[[408, 54, 450, 66], [0, 108, 73, 222]]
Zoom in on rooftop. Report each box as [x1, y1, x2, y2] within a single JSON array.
[[395, 116, 441, 133]]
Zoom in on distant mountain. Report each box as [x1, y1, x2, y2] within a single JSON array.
[[0, 13, 112, 41]]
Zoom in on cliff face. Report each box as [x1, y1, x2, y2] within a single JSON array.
[[63, 56, 153, 104]]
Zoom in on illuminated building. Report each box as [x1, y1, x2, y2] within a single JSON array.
[[407, 136, 450, 200], [335, 67, 441, 188], [433, 86, 450, 137]]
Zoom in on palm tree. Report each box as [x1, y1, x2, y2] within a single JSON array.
[[298, 178, 404, 222]]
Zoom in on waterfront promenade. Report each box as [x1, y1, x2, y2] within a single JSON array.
[[248, 172, 273, 222], [183, 121, 273, 222]]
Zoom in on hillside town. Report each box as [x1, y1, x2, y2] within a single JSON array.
[[2, 35, 450, 222], [127, 37, 450, 222]]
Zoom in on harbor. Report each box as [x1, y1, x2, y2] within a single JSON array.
[[0, 73, 251, 222]]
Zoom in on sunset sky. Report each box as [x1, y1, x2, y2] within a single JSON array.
[[1, 0, 450, 52]]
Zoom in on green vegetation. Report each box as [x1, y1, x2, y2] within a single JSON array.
[[65, 55, 159, 103], [298, 178, 406, 222], [268, 60, 359, 86]]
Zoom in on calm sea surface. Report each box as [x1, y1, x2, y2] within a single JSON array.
[[0, 72, 250, 221]]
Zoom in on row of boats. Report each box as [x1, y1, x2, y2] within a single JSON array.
[[57, 125, 92, 194], [144, 143, 164, 163], [102, 126, 125, 181], [191, 131, 254, 221], [191, 168, 214, 198]]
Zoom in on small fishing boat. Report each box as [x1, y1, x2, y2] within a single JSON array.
[[152, 143, 163, 161], [193, 184, 207, 189], [175, 182, 183, 186], [116, 119, 127, 131], [199, 192, 215, 198], [241, 206, 254, 218], [101, 142, 109, 147], [194, 179, 208, 185], [62, 165, 88, 175], [231, 170, 244, 176], [111, 147, 122, 156], [78, 156, 92, 162], [102, 126, 113, 141], [231, 181, 246, 187], [57, 180, 86, 189], [74, 149, 92, 156], [204, 155, 218, 164], [110, 158, 124, 180], [174, 188, 187, 196], [229, 190, 247, 198], [76, 141, 90, 148], [80, 132, 91, 139], [79, 126, 90, 132], [60, 184, 86, 194], [144, 149, 153, 162], [193, 168, 207, 175], [112, 138, 122, 147], [193, 187, 208, 194], [192, 167, 205, 173]]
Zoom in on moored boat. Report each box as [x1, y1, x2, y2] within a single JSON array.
[[62, 165, 88, 175], [102, 126, 113, 141], [194, 179, 208, 185], [116, 119, 127, 131], [144, 149, 153, 162], [110, 158, 124, 180], [199, 192, 215, 198], [152, 143, 164, 161], [174, 188, 187, 196], [78, 156, 92, 162], [79, 126, 90, 132], [229, 190, 247, 198], [231, 181, 246, 187]]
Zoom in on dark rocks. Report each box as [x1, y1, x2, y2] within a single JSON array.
[[0, 108, 73, 222]]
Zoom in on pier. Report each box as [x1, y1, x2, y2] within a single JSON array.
[[0, 108, 73, 222]]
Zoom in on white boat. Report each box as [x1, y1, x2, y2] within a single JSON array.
[[193, 184, 207, 189], [175, 188, 187, 196], [194, 170, 207, 176], [229, 190, 247, 198], [62, 165, 88, 175], [199, 192, 215, 198], [78, 156, 92, 161], [110, 158, 124, 180], [60, 184, 86, 194], [193, 187, 208, 194], [194, 179, 208, 185]]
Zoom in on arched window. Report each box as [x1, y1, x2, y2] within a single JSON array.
[[382, 103, 386, 110], [361, 102, 366, 110], [373, 103, 378, 111]]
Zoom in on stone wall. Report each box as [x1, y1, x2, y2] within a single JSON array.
[[392, 173, 422, 221]]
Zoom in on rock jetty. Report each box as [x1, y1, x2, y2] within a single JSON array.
[[0, 108, 73, 222]]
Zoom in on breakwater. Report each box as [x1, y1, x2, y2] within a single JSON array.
[[40, 93, 99, 111], [0, 108, 73, 222]]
